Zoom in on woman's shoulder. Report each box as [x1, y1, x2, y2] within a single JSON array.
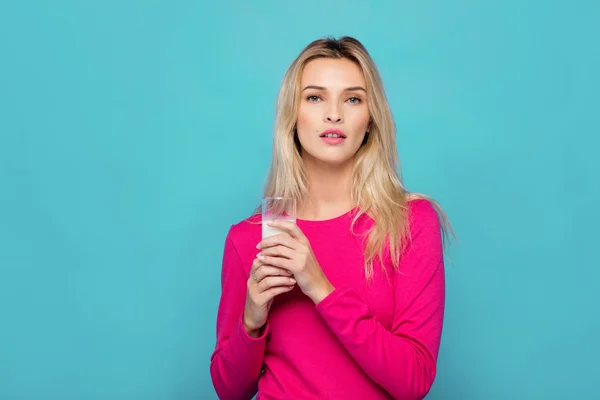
[[225, 212, 262, 247], [405, 197, 444, 246], [406, 197, 442, 232], [407, 197, 437, 216]]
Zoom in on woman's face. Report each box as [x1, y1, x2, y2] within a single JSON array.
[[296, 58, 370, 167]]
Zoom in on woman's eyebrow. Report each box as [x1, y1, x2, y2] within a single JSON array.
[[301, 85, 366, 92]]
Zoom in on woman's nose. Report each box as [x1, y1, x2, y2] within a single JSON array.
[[325, 106, 343, 123]]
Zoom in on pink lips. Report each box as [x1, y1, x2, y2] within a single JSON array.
[[320, 129, 346, 145]]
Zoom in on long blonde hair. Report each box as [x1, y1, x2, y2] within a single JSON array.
[[255, 36, 453, 279]]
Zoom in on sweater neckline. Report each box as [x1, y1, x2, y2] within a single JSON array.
[[296, 207, 359, 226]]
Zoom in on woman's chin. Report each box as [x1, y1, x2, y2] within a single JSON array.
[[305, 153, 354, 167]]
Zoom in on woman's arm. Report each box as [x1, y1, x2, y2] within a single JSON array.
[[210, 229, 267, 400], [315, 200, 445, 400]]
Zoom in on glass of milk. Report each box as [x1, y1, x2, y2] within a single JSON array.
[[262, 197, 296, 239]]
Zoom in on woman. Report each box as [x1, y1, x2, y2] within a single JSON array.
[[210, 36, 452, 400]]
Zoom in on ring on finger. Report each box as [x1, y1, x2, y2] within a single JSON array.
[[251, 269, 260, 282]]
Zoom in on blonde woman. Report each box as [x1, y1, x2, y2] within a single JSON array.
[[210, 36, 452, 400]]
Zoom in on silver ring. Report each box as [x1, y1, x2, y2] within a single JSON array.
[[251, 270, 259, 282]]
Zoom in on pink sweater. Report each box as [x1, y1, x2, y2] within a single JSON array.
[[210, 199, 445, 400]]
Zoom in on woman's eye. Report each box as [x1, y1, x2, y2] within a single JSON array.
[[348, 97, 361, 104], [307, 95, 320, 102]]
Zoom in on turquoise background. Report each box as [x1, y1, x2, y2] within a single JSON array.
[[1, 1, 598, 399]]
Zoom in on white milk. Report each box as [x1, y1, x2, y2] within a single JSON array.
[[262, 218, 295, 239]]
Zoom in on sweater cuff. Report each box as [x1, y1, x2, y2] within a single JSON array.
[[315, 284, 355, 313], [237, 313, 270, 343]]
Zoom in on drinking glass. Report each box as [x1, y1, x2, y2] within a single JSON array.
[[262, 197, 296, 239]]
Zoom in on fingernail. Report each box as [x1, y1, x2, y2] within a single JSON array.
[[256, 243, 261, 249], [256, 252, 261, 258], [289, 278, 296, 283]]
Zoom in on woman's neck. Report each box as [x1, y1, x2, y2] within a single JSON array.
[[298, 158, 355, 221]]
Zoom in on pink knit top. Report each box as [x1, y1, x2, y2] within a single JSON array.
[[210, 199, 445, 400]]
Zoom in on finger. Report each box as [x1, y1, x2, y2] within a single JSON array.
[[265, 220, 306, 241], [257, 255, 291, 271], [248, 259, 262, 285], [258, 233, 298, 251], [251, 258, 261, 272], [257, 275, 296, 293], [260, 285, 295, 301], [254, 264, 293, 281], [259, 245, 294, 260]]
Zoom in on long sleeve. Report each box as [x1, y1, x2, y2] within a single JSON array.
[[210, 228, 268, 400], [315, 201, 445, 400]]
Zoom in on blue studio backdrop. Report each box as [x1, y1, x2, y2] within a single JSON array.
[[1, 1, 598, 399]]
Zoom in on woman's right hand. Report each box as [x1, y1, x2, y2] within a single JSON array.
[[242, 258, 296, 337]]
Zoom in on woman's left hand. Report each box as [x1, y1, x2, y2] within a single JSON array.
[[257, 220, 335, 304]]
